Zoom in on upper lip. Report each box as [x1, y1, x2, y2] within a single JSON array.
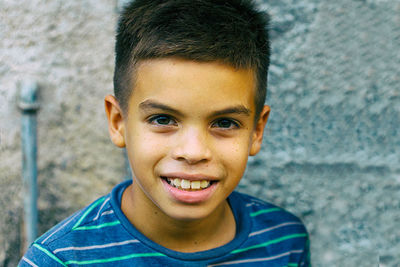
[[160, 173, 218, 181]]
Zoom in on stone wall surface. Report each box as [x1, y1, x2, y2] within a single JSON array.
[[0, 0, 399, 266], [0, 0, 123, 265]]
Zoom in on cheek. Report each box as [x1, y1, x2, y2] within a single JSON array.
[[215, 138, 250, 173], [131, 133, 170, 165]]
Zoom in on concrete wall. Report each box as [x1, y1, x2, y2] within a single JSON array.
[[1, 0, 399, 266]]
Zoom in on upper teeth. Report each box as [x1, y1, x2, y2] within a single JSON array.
[[167, 178, 210, 189]]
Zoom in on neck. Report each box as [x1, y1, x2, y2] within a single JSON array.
[[121, 184, 236, 252]]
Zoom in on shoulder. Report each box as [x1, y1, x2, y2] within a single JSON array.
[[233, 191, 306, 227], [36, 194, 115, 247], [230, 192, 310, 265], [232, 191, 309, 244], [19, 190, 126, 266]]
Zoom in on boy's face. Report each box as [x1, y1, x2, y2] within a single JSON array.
[[106, 58, 269, 222]]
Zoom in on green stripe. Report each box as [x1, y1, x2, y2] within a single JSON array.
[[250, 208, 280, 217], [74, 221, 121, 230], [33, 244, 67, 266], [65, 252, 165, 265], [72, 197, 105, 229], [288, 263, 298, 267], [231, 233, 307, 254]]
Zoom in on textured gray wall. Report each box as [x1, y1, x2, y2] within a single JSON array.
[[242, 0, 400, 266], [1, 0, 399, 266], [0, 0, 123, 264]]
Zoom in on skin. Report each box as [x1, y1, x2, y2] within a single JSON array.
[[105, 58, 270, 252]]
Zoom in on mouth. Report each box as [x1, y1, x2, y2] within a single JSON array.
[[160, 175, 218, 203], [161, 176, 215, 191]]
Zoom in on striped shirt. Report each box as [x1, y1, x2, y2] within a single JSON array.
[[19, 180, 310, 266]]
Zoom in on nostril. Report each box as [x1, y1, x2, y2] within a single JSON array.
[[170, 132, 212, 163]]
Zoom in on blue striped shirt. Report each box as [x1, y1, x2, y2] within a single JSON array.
[[19, 180, 310, 266]]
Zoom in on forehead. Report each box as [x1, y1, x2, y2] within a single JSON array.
[[129, 58, 256, 115]]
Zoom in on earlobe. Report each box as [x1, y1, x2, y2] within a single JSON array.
[[249, 105, 270, 156], [104, 94, 126, 148]]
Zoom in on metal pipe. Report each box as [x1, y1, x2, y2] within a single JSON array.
[[19, 81, 40, 248]]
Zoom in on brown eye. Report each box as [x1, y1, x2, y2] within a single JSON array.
[[149, 115, 176, 126], [212, 118, 239, 129]]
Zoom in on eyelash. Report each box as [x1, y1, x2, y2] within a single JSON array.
[[211, 118, 240, 129], [147, 115, 240, 130], [148, 114, 177, 126]]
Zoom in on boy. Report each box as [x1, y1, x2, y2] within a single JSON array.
[[20, 0, 310, 266]]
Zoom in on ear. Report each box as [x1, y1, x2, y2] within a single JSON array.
[[249, 105, 270, 156], [104, 94, 126, 148]]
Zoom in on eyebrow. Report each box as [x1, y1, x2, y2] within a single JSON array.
[[139, 99, 251, 117], [139, 100, 184, 116], [211, 106, 251, 117]]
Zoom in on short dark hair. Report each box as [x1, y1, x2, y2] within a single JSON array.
[[114, 0, 270, 117]]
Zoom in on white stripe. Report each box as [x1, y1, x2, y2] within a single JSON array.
[[246, 199, 267, 207], [208, 250, 304, 266], [249, 198, 268, 205], [53, 239, 139, 254], [41, 212, 80, 244], [101, 210, 114, 216], [22, 256, 39, 267], [93, 197, 110, 221], [249, 222, 303, 237]]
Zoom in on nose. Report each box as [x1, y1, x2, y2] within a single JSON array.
[[171, 127, 212, 164]]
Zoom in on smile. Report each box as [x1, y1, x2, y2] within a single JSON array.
[[161, 176, 218, 203], [162, 177, 213, 191]]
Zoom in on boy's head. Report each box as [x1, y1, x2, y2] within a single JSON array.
[[113, 0, 270, 119], [105, 0, 271, 225]]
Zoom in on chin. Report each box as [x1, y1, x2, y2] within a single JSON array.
[[162, 205, 216, 222]]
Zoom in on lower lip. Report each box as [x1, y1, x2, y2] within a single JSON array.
[[161, 178, 218, 204]]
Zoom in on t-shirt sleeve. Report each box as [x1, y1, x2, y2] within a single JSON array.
[[19, 243, 67, 267]]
